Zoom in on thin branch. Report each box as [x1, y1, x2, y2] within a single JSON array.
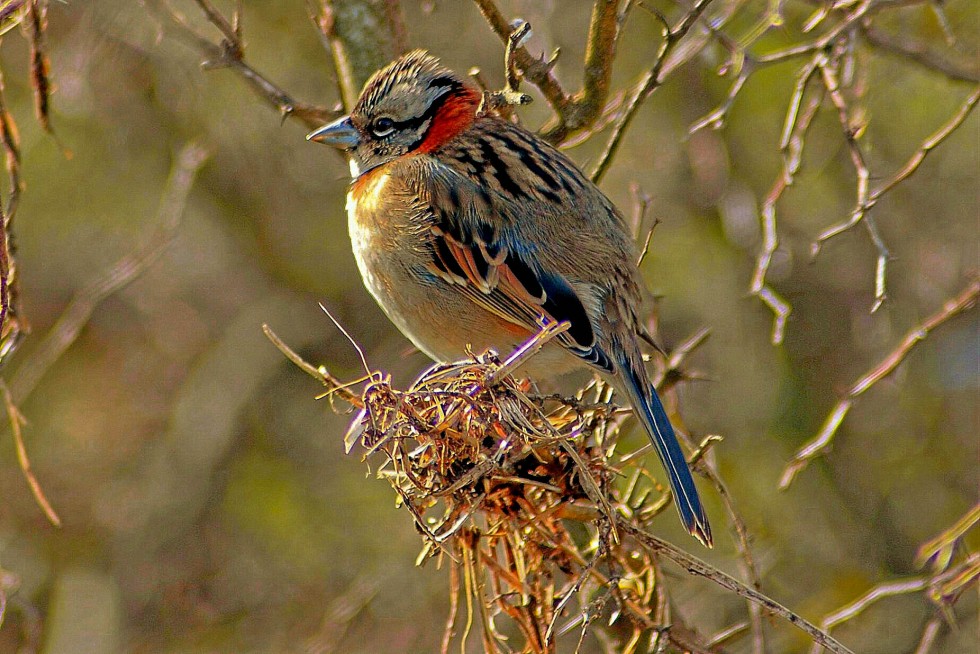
[[780, 277, 980, 488], [262, 323, 364, 409], [309, 0, 360, 113], [811, 52, 892, 313], [809, 553, 980, 654], [912, 614, 945, 654], [381, 0, 409, 56], [916, 503, 980, 571], [539, 0, 625, 143], [748, 56, 822, 344], [0, 63, 24, 365], [150, 0, 338, 129], [8, 143, 209, 404], [591, 0, 717, 183], [621, 522, 855, 654], [695, 458, 768, 654], [869, 87, 980, 201], [471, 0, 571, 120], [861, 23, 980, 84], [2, 380, 59, 526]]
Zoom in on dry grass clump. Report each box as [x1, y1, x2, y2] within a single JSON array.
[[264, 322, 854, 654], [344, 323, 676, 653]]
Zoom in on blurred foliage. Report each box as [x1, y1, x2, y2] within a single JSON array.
[[0, 0, 976, 652]]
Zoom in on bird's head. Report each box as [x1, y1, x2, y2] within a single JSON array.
[[308, 50, 481, 177]]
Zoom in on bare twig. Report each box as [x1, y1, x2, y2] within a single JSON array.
[[912, 614, 945, 654], [539, 0, 626, 143], [861, 23, 980, 84], [8, 143, 209, 404], [811, 52, 892, 313], [621, 523, 855, 654], [2, 379, 59, 526], [591, 0, 717, 183], [0, 52, 25, 365], [695, 458, 768, 654], [748, 56, 823, 344], [780, 277, 980, 488], [472, 0, 570, 125], [262, 324, 364, 408], [26, 0, 55, 138], [382, 0, 409, 57], [309, 1, 360, 112], [868, 87, 980, 201], [915, 503, 980, 571], [150, 0, 337, 128], [809, 553, 980, 654], [485, 318, 569, 385]]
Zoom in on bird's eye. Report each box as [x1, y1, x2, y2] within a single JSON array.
[[371, 117, 396, 137]]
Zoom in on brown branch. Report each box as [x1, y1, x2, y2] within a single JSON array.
[[809, 552, 979, 654], [915, 503, 980, 571], [262, 323, 364, 408], [0, 66, 22, 221], [749, 56, 823, 344], [309, 0, 360, 112], [471, 0, 571, 124], [812, 85, 979, 313], [695, 458, 768, 654], [8, 143, 209, 404], [869, 87, 980, 201], [538, 0, 625, 143], [811, 53, 890, 312], [861, 23, 980, 84], [0, 44, 26, 366], [620, 522, 855, 654], [780, 277, 980, 488], [591, 0, 717, 183], [912, 615, 945, 654], [26, 0, 55, 137], [149, 0, 338, 129], [382, 0, 409, 57], [2, 380, 59, 526]]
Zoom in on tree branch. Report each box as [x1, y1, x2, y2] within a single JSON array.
[[780, 277, 980, 488]]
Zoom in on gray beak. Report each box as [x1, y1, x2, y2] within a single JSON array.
[[307, 116, 360, 150]]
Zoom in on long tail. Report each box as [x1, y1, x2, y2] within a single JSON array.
[[618, 357, 712, 547]]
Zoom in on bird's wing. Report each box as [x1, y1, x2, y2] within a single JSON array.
[[417, 163, 613, 372]]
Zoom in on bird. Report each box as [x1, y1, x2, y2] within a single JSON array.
[[307, 50, 712, 547]]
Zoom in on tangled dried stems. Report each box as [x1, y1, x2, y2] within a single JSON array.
[[266, 322, 854, 654]]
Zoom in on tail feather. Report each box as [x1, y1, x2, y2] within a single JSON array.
[[619, 359, 713, 547]]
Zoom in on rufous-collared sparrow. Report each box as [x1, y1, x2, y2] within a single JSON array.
[[308, 51, 712, 546]]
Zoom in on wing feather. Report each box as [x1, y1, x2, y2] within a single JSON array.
[[421, 165, 613, 372]]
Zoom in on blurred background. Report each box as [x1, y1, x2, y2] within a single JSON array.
[[0, 0, 976, 652]]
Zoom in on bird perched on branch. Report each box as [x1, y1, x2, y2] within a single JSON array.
[[308, 50, 712, 547]]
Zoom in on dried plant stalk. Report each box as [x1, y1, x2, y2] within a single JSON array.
[[270, 324, 855, 654]]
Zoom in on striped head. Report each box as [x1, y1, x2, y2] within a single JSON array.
[[308, 51, 481, 177]]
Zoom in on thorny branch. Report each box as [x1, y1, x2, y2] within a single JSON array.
[[780, 277, 980, 488], [622, 524, 853, 654], [471, 0, 570, 133], [916, 504, 980, 571], [310, 0, 363, 112]]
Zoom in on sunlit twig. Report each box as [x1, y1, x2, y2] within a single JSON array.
[[780, 277, 979, 488]]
